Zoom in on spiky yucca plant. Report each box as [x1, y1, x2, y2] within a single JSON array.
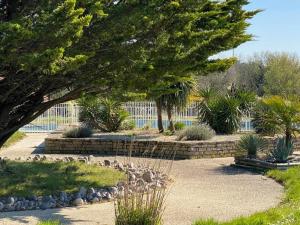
[[270, 137, 294, 163], [237, 134, 267, 158]]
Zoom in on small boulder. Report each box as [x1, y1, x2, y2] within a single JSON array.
[[104, 160, 111, 167], [142, 171, 154, 183], [73, 198, 84, 206]]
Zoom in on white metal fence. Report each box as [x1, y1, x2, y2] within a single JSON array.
[[20, 101, 254, 133]]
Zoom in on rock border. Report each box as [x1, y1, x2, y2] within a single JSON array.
[[0, 155, 169, 212]]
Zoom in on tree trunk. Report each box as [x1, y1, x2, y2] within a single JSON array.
[[155, 100, 164, 133], [0, 128, 19, 148], [167, 106, 175, 133], [286, 128, 292, 147]]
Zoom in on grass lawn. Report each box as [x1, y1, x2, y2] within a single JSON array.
[[0, 161, 125, 197], [2, 131, 26, 148], [193, 167, 300, 225]]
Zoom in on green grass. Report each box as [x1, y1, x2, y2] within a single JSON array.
[[2, 131, 26, 148], [193, 167, 300, 225], [0, 161, 125, 197]]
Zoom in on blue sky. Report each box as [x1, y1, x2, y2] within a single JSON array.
[[219, 0, 300, 59]]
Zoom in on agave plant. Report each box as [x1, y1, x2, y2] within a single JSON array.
[[237, 134, 267, 158], [270, 137, 294, 163]]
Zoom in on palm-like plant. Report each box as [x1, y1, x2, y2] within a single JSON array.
[[79, 97, 129, 132], [198, 88, 255, 134], [153, 78, 194, 133], [254, 96, 300, 145]]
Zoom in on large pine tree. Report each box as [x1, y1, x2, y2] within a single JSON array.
[[0, 0, 258, 146]]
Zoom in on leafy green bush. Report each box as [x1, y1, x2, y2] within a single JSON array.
[[270, 137, 294, 163], [177, 124, 215, 141], [237, 134, 267, 158], [121, 120, 136, 130], [79, 96, 129, 132], [174, 122, 186, 131], [163, 130, 174, 136], [63, 126, 93, 138]]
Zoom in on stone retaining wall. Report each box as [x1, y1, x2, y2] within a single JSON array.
[[45, 135, 300, 160]]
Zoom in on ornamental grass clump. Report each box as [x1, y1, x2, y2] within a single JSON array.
[[177, 124, 215, 141], [63, 126, 93, 138], [115, 186, 166, 225]]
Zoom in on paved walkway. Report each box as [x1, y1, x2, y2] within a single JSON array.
[[0, 134, 283, 225]]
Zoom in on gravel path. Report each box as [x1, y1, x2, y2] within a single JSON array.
[[0, 134, 283, 225]]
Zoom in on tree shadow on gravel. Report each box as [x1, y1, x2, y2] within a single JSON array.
[[213, 164, 265, 176]]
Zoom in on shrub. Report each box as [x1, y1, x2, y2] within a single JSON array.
[[237, 134, 267, 158], [115, 187, 165, 225], [174, 122, 186, 131], [163, 130, 174, 136], [63, 126, 93, 138], [121, 120, 136, 130], [79, 96, 129, 132], [270, 137, 294, 163], [198, 89, 255, 135], [177, 124, 215, 141], [198, 95, 241, 134]]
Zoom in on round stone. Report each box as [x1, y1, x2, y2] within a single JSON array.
[[73, 198, 84, 206]]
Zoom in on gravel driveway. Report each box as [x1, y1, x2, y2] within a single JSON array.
[[0, 134, 283, 225]]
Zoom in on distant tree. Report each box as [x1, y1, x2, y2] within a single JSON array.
[[263, 53, 300, 97]]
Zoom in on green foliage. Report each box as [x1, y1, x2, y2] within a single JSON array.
[[0, 0, 259, 145], [253, 96, 300, 142], [252, 103, 279, 136], [264, 53, 300, 97], [121, 120, 136, 131], [63, 126, 93, 138], [2, 131, 26, 148], [0, 161, 124, 197], [163, 130, 174, 136], [237, 134, 267, 158], [174, 122, 186, 131], [177, 125, 215, 141], [270, 137, 294, 163], [115, 187, 165, 225], [194, 167, 300, 225], [198, 95, 241, 134], [198, 88, 256, 134], [79, 96, 129, 132]]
